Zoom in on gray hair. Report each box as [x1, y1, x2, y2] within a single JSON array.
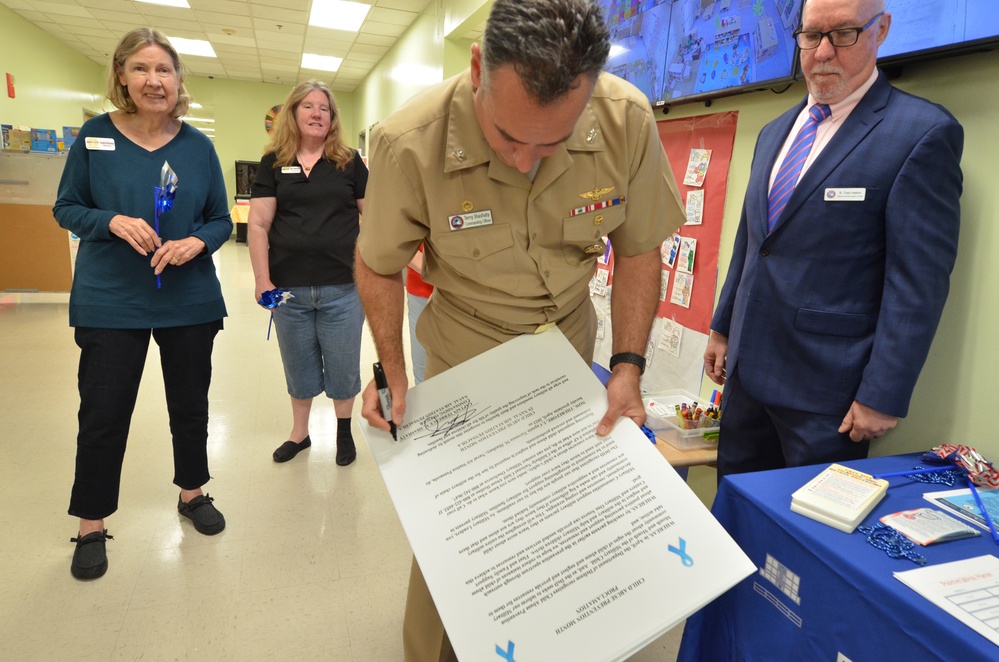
[[480, 0, 610, 105], [106, 27, 191, 118]]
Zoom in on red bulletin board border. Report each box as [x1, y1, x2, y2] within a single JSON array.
[[654, 111, 739, 335]]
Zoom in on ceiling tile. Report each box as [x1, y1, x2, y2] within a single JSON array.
[[368, 7, 418, 26], [361, 21, 407, 38], [195, 11, 255, 29], [250, 3, 306, 24]]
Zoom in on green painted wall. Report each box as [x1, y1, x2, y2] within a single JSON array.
[[354, 7, 446, 141], [0, 5, 104, 130]]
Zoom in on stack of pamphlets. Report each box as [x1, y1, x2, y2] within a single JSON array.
[[790, 464, 889, 533], [879, 507, 980, 545]]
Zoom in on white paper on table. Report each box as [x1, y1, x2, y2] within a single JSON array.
[[362, 328, 755, 662], [894, 554, 999, 646]]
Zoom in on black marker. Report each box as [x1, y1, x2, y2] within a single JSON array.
[[373, 362, 397, 440]]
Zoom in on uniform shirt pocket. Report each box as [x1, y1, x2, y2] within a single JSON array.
[[433, 224, 520, 290], [561, 204, 625, 266]]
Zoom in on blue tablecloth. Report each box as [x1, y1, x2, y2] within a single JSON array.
[[678, 454, 998, 661]]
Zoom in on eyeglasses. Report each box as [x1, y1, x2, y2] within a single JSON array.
[[794, 11, 884, 50]]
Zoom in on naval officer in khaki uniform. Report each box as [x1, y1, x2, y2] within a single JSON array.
[[355, 1, 684, 659]]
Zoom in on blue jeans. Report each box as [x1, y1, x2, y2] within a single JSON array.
[[407, 291, 429, 384], [272, 284, 364, 400]]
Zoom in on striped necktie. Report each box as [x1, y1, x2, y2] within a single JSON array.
[[767, 103, 831, 232]]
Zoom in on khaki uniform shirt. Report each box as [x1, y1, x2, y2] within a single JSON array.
[[358, 71, 684, 370]]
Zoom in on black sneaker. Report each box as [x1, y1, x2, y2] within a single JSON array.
[[177, 494, 226, 535], [70, 529, 112, 580]]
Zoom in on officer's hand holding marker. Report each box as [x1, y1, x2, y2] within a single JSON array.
[[373, 362, 397, 440]]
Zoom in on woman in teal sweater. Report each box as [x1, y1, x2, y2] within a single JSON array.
[[53, 28, 232, 580]]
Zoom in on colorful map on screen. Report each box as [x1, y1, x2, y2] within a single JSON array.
[[600, 0, 800, 106]]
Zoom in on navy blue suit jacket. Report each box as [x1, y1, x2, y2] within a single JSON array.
[[712, 72, 963, 418]]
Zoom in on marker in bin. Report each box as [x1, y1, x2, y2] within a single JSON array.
[[373, 362, 397, 440], [675, 399, 721, 430]]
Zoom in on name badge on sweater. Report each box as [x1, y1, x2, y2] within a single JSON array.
[[281, 166, 302, 174], [85, 137, 115, 151], [824, 188, 866, 201]]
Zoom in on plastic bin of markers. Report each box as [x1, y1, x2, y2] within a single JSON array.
[[643, 390, 720, 451], [656, 415, 720, 451]]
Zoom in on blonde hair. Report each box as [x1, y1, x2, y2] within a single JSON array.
[[265, 80, 354, 171], [106, 28, 191, 119]]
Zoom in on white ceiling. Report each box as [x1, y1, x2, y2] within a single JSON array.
[[0, 0, 454, 92]]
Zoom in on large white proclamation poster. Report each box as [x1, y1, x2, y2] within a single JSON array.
[[362, 328, 753, 661]]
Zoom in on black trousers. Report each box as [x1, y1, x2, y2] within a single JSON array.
[[68, 321, 222, 520], [716, 368, 870, 486]]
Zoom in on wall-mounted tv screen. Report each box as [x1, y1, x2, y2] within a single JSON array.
[[877, 0, 999, 66], [599, 0, 802, 108]]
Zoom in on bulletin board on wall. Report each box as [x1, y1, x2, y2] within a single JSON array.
[[591, 111, 739, 396]]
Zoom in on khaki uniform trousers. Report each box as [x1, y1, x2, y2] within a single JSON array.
[[402, 294, 596, 662]]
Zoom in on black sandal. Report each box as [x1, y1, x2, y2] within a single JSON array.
[[273, 436, 311, 463]]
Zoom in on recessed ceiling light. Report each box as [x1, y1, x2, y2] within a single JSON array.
[[137, 0, 191, 8], [166, 36, 217, 58], [309, 0, 371, 33], [302, 53, 344, 72]]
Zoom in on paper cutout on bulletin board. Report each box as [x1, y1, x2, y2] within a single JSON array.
[[677, 237, 697, 274], [670, 272, 694, 308], [662, 233, 681, 269], [589, 264, 610, 297], [683, 148, 712, 187], [686, 189, 705, 225], [659, 318, 683, 358]]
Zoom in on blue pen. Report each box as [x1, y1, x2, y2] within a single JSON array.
[[373, 362, 397, 441], [966, 476, 999, 545]]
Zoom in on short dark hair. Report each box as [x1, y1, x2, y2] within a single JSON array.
[[480, 0, 610, 105]]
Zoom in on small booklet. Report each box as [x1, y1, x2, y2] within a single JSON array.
[[879, 507, 980, 545], [790, 464, 889, 533], [923, 487, 999, 531]]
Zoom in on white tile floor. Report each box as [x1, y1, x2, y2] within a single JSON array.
[[0, 240, 683, 661]]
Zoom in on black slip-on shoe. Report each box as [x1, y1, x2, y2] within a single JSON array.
[[273, 436, 311, 463], [178, 494, 226, 535], [70, 529, 112, 580]]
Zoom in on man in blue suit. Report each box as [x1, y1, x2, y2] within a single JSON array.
[[704, 0, 963, 481]]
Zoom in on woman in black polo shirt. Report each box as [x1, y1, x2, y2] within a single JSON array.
[[248, 80, 367, 466]]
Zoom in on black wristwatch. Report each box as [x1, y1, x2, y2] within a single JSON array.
[[609, 352, 646, 375]]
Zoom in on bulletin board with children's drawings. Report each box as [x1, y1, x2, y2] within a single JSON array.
[[590, 111, 738, 395]]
